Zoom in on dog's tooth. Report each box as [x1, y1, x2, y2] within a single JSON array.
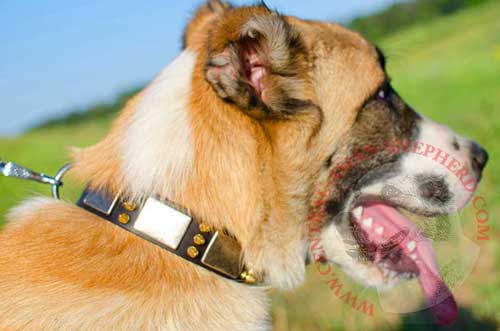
[[410, 253, 417, 260], [352, 206, 363, 220], [362, 217, 373, 228], [406, 241, 416, 252], [375, 226, 384, 235]]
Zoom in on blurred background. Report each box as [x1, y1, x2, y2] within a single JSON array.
[[0, 0, 498, 330]]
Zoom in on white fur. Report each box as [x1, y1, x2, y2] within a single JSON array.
[[319, 215, 397, 290], [6, 196, 54, 224], [403, 116, 475, 210], [362, 116, 476, 213], [121, 50, 197, 199]]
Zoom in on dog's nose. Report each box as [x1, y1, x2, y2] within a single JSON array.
[[470, 142, 488, 175]]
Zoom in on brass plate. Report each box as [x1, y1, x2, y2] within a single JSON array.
[[201, 231, 243, 279]]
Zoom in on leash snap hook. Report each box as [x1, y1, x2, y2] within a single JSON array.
[[0, 160, 72, 200], [51, 163, 73, 199]]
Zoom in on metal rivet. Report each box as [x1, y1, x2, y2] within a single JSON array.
[[244, 274, 256, 284], [240, 270, 256, 284], [123, 201, 137, 212], [193, 234, 206, 245], [118, 213, 130, 224], [187, 246, 199, 258], [199, 223, 211, 233]]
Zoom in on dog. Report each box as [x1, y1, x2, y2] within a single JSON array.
[[0, 1, 488, 329]]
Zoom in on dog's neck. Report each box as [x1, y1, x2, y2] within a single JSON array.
[[71, 49, 310, 290]]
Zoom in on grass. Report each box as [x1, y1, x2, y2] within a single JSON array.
[[1, 2, 499, 330], [0, 115, 113, 212]]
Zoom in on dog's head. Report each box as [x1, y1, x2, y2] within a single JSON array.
[[76, 0, 488, 324], [182, 0, 488, 313]]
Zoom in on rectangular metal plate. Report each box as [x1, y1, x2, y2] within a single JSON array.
[[133, 197, 192, 250], [82, 190, 119, 215], [201, 231, 243, 279]]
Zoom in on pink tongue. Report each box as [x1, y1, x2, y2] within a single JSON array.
[[363, 203, 458, 325]]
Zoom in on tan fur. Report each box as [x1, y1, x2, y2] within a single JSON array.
[[0, 198, 268, 330], [0, 2, 385, 330]]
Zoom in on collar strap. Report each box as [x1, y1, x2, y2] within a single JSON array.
[[76, 188, 257, 284]]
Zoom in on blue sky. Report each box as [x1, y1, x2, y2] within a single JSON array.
[[0, 0, 399, 136]]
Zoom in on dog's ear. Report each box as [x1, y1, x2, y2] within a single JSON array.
[[205, 6, 312, 119], [183, 0, 232, 49]]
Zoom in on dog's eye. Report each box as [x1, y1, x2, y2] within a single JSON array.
[[377, 89, 387, 100], [376, 85, 390, 101]]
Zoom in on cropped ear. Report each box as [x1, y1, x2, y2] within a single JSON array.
[[183, 0, 232, 49], [205, 6, 312, 119]]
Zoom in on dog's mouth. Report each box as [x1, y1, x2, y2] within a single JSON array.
[[348, 200, 457, 325]]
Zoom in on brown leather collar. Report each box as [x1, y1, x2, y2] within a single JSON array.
[[77, 188, 257, 284]]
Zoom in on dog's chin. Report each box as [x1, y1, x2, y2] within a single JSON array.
[[320, 215, 409, 291]]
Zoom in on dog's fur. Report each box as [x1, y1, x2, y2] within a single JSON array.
[[0, 1, 487, 330]]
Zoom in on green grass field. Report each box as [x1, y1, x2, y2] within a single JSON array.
[[1, 2, 499, 330]]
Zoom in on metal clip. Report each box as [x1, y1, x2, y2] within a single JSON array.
[[0, 160, 72, 199]]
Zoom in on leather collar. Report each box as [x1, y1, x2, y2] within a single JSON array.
[[77, 188, 257, 284]]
